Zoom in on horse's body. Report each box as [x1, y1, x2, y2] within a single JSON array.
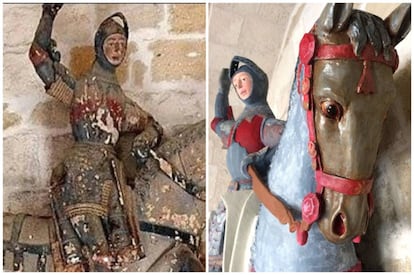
[[252, 3, 410, 271], [3, 214, 202, 272], [3, 121, 206, 272], [253, 75, 358, 271]]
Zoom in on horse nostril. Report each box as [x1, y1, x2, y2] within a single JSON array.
[[332, 213, 346, 237]]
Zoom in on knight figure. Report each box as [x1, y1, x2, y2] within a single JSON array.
[[29, 4, 163, 271]]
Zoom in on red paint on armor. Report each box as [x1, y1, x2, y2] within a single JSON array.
[[226, 106, 234, 120], [234, 115, 264, 154], [210, 117, 222, 131], [70, 98, 123, 127], [29, 43, 49, 66], [107, 98, 123, 126]]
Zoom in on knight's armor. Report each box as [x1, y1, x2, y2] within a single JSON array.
[[208, 56, 285, 271], [29, 5, 162, 271]]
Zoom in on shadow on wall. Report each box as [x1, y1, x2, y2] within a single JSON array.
[[355, 61, 411, 272]]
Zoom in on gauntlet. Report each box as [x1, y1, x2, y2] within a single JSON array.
[[132, 120, 163, 164]]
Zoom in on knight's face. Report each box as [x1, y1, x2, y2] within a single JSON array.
[[232, 71, 253, 100], [103, 33, 127, 66]]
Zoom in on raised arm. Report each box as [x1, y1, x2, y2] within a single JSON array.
[[210, 68, 235, 148], [29, 4, 75, 106]]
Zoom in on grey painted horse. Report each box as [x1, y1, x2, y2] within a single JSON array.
[[252, 3, 410, 271]]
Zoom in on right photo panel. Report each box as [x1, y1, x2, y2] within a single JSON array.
[[207, 3, 411, 272]]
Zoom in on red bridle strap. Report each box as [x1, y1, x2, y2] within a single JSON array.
[[315, 43, 399, 95], [299, 32, 396, 197], [315, 171, 373, 196], [316, 44, 399, 72]]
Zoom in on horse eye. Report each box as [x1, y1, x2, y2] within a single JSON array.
[[320, 100, 343, 120]]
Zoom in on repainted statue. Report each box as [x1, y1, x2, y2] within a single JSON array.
[[29, 4, 162, 271], [208, 56, 285, 271], [249, 3, 410, 271]]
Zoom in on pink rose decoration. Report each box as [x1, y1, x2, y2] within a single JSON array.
[[301, 193, 321, 225]]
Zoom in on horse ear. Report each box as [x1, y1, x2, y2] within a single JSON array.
[[384, 4, 411, 47], [317, 3, 353, 33]]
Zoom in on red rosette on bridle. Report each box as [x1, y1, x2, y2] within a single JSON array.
[[301, 192, 321, 225], [299, 33, 316, 65]]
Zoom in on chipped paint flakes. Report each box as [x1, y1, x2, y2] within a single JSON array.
[[63, 241, 77, 255], [160, 184, 171, 193], [145, 203, 155, 218], [171, 213, 190, 229], [70, 215, 86, 226], [160, 206, 172, 221]]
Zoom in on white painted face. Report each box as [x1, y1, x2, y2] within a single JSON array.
[[232, 71, 253, 100], [103, 33, 127, 66]]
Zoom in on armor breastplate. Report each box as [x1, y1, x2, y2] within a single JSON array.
[[226, 115, 266, 182], [233, 115, 264, 154], [70, 76, 124, 145]]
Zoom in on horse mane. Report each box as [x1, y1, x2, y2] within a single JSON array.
[[315, 6, 397, 61], [346, 10, 393, 60]]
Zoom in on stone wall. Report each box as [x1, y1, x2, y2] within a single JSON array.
[[3, 3, 205, 216], [208, 3, 411, 272]]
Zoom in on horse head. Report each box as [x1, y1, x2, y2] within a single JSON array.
[[298, 3, 410, 244]]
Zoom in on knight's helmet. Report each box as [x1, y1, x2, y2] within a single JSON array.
[[229, 56, 269, 105], [94, 12, 129, 71]]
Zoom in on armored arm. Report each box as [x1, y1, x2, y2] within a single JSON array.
[[260, 118, 285, 148], [132, 117, 163, 163], [239, 118, 285, 179], [210, 68, 235, 148], [121, 97, 163, 164], [29, 4, 75, 105]]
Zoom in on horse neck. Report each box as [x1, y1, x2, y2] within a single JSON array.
[[267, 71, 315, 210]]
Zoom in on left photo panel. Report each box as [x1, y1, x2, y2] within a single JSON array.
[[3, 3, 206, 272]]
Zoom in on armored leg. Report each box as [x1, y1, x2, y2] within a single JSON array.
[[107, 184, 140, 266], [70, 214, 109, 254], [107, 191, 132, 250], [69, 214, 111, 271], [50, 196, 85, 270]]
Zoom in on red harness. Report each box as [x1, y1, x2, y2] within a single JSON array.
[[295, 32, 399, 244]]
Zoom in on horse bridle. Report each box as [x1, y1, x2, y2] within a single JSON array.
[[296, 31, 399, 243], [248, 30, 399, 246]]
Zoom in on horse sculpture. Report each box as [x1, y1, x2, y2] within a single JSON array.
[[3, 121, 206, 272], [249, 3, 410, 271]]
